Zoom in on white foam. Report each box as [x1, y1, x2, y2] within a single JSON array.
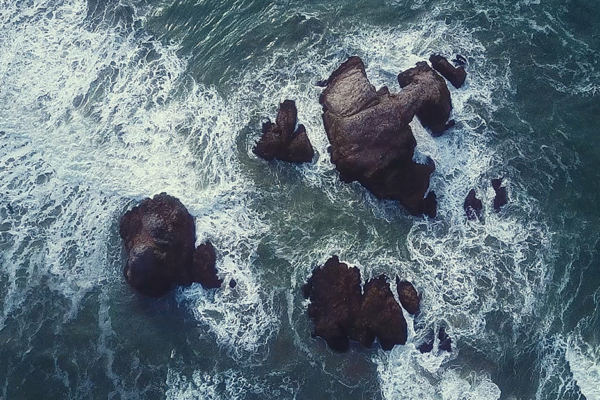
[[165, 368, 297, 400], [375, 346, 500, 400], [0, 0, 278, 362], [566, 334, 600, 400]]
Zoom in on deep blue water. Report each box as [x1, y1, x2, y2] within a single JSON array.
[[1, 0, 599, 398]]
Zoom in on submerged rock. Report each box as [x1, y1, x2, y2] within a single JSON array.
[[320, 56, 452, 217], [253, 100, 314, 163], [492, 178, 508, 211], [119, 193, 196, 297], [396, 278, 420, 315], [119, 193, 222, 297], [429, 54, 467, 89], [464, 189, 483, 220], [438, 327, 452, 352], [303, 257, 407, 351]]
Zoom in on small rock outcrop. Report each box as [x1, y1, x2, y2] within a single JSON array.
[[429, 54, 467, 89], [320, 56, 454, 217], [192, 241, 222, 289], [253, 100, 314, 163], [120, 193, 221, 297], [418, 327, 452, 353], [303, 256, 407, 352], [396, 278, 420, 315], [492, 178, 508, 211], [464, 189, 483, 220]]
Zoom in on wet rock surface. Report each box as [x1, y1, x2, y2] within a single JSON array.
[[303, 256, 407, 352], [429, 54, 467, 89], [396, 278, 420, 315], [359, 275, 408, 350], [320, 56, 454, 217], [253, 100, 314, 163], [192, 241, 222, 289], [119, 193, 221, 297], [302, 256, 363, 352]]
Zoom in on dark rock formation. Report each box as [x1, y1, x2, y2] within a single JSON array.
[[192, 241, 222, 289], [120, 193, 196, 297], [429, 54, 467, 89], [464, 189, 483, 220], [303, 257, 407, 352], [253, 100, 314, 163], [229, 279, 237, 289], [492, 178, 508, 211], [359, 275, 408, 350], [302, 256, 363, 352], [397, 61, 453, 134], [438, 327, 452, 352], [320, 56, 453, 217], [396, 278, 420, 315], [119, 193, 221, 297]]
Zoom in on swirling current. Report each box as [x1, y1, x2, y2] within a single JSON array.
[[0, 0, 599, 398]]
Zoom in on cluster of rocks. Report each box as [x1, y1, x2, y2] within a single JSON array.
[[119, 54, 502, 358], [464, 178, 509, 220], [253, 100, 314, 163], [119, 193, 223, 297], [302, 256, 421, 352], [253, 54, 473, 219]]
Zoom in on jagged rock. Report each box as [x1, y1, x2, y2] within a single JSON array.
[[253, 100, 314, 163], [320, 56, 451, 217], [492, 178, 508, 211], [359, 275, 408, 350], [397, 61, 453, 134], [464, 189, 483, 220], [119, 193, 196, 297], [192, 241, 222, 289], [303, 256, 363, 352], [429, 54, 467, 89], [303, 257, 407, 352], [396, 278, 420, 315]]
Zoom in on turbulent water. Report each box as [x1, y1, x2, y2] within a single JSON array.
[[1, 0, 599, 398]]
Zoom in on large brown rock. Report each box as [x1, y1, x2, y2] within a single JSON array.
[[119, 193, 220, 297], [253, 100, 314, 163], [320, 56, 452, 217], [396, 278, 420, 315], [302, 256, 363, 352], [303, 257, 407, 352]]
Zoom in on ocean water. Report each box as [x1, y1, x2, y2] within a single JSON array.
[[0, 0, 599, 398]]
